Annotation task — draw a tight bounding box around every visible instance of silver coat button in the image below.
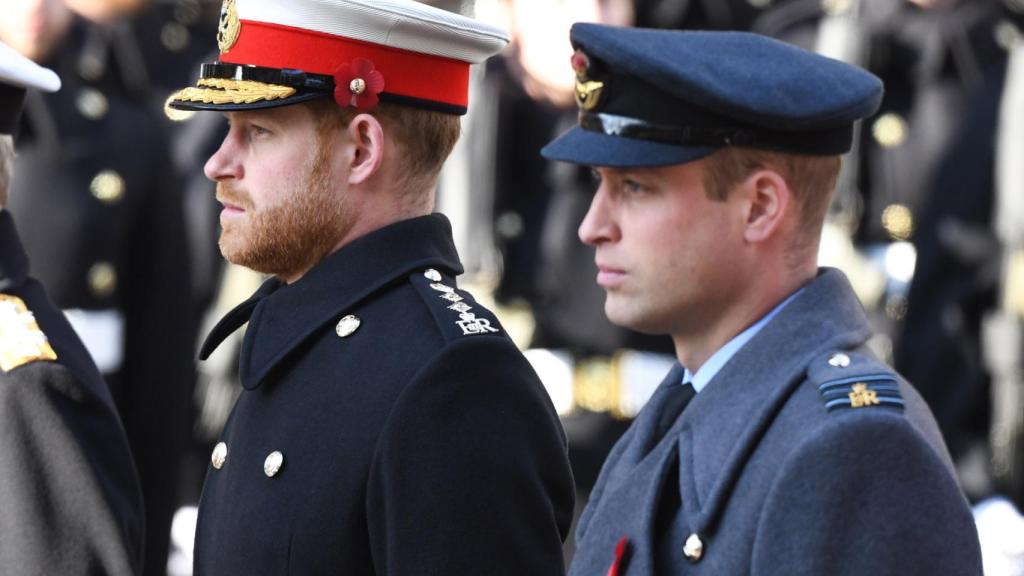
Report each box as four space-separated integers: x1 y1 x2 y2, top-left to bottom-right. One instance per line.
683 533 704 563
424 268 442 282
211 442 228 470
76 88 108 120
87 262 117 297
336 315 361 338
90 170 125 204
264 451 284 477
828 353 851 368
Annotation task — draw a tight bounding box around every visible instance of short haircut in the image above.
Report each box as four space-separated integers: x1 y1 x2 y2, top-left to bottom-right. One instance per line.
702 147 841 261
0 135 14 204
308 99 461 200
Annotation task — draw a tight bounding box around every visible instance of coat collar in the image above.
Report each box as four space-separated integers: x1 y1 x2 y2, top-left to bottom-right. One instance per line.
672 268 873 540
199 213 464 390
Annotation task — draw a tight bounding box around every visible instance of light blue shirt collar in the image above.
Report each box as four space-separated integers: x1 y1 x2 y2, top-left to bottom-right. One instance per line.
683 288 803 393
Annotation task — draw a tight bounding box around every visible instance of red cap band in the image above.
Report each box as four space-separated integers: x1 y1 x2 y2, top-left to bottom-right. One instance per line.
222 21 471 109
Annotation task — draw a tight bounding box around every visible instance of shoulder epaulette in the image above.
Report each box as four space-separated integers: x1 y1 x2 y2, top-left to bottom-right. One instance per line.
0 294 58 372
409 268 504 343
807 350 904 413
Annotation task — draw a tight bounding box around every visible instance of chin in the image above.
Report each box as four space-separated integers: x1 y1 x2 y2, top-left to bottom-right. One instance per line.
606 300 675 336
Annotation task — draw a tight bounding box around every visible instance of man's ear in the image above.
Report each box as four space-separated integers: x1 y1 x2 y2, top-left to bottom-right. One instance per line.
741 169 791 245
345 113 385 185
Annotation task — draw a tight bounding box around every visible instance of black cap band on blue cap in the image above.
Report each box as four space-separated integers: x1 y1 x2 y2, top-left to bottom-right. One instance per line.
579 111 854 156
577 54 854 156
0 84 27 135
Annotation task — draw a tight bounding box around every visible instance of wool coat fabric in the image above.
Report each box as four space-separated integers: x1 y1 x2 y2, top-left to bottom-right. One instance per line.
194 214 575 575
0 210 144 575
569 268 983 576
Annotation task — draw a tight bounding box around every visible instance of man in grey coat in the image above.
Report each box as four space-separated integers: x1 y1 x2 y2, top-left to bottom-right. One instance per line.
0 40 144 574
542 24 983 575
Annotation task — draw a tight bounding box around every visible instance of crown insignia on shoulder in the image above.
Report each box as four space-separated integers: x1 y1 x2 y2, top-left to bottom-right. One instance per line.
0 294 58 372
415 269 501 338
818 375 904 412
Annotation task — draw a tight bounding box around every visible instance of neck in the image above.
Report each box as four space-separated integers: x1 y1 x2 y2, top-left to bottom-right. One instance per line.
673 263 814 373
280 181 435 285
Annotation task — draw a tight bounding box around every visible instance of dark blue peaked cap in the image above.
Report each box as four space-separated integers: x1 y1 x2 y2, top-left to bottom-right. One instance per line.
541 24 884 168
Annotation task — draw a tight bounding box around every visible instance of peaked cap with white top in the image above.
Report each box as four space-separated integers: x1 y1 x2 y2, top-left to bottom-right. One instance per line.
0 41 61 134
167 0 509 116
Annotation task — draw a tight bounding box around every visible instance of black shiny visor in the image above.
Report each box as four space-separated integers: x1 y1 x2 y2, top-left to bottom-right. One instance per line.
166 62 467 115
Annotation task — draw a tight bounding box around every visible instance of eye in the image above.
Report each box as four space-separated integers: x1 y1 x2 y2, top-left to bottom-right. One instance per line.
248 124 271 140
622 178 646 194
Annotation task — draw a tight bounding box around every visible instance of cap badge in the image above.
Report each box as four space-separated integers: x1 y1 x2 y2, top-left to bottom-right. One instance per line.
334 59 385 111
217 0 241 54
571 49 603 112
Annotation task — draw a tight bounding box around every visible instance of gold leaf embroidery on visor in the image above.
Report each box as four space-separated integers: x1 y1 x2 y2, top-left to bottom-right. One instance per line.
170 78 297 106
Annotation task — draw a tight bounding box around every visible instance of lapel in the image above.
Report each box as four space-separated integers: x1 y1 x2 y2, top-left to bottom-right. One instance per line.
571 365 687 576
670 268 873 541
198 214 464 390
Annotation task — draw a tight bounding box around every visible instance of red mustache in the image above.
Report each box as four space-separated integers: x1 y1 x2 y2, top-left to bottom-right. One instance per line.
216 182 253 210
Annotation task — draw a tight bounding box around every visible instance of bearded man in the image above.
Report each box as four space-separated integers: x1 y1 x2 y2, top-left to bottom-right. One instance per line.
164 1 574 574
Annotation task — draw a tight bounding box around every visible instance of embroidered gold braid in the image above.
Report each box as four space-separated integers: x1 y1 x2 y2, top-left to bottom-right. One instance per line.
170 78 296 105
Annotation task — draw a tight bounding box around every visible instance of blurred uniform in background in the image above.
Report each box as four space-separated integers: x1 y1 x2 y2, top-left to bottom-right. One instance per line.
894 1 1024 571
0 1 195 574
0 39 144 576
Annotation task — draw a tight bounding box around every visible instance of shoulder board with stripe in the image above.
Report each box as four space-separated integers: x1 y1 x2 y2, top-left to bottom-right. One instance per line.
807 350 904 414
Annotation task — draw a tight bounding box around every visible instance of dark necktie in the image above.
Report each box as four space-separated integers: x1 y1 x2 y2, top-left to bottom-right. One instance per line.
655 381 696 438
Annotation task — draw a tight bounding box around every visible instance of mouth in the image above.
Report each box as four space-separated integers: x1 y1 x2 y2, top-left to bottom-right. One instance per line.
217 199 246 220
216 185 249 218
595 264 627 288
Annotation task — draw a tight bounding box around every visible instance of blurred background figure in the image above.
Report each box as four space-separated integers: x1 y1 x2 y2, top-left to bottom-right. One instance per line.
888 1 1024 572
0 38 144 576
0 1 196 574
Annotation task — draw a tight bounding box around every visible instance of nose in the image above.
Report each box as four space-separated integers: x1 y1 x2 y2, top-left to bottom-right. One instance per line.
204 126 243 183
578 183 619 246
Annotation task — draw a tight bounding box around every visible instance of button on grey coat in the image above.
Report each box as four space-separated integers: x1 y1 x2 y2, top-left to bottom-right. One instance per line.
569 268 982 576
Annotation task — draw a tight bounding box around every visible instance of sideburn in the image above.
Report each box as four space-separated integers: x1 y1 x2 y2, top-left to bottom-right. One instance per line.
226 135 352 281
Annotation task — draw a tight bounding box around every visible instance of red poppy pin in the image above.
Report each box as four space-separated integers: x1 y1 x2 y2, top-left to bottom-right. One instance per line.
333 58 385 111
607 536 630 576
571 49 590 79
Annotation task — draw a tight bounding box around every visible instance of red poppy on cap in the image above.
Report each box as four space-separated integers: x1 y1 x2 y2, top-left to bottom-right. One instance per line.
334 58 385 111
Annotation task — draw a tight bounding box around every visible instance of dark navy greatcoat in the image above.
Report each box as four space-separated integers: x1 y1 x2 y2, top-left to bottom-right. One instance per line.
568 268 983 576
194 214 574 575
0 210 144 574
